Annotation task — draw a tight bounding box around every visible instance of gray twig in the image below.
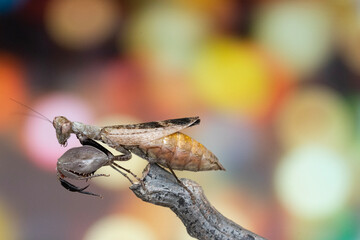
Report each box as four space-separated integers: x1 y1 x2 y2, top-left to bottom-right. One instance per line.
130 164 267 240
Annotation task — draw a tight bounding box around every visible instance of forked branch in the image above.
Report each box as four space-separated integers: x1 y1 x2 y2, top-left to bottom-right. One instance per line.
130 164 267 240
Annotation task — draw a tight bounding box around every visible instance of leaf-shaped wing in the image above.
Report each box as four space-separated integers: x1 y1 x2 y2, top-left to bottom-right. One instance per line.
100 117 200 146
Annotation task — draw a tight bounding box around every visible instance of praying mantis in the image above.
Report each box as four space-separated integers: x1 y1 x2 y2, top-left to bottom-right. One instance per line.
53 115 225 172
13 99 225 197
53 116 225 197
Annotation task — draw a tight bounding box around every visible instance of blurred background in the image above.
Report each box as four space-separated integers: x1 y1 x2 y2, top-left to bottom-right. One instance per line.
0 0 360 239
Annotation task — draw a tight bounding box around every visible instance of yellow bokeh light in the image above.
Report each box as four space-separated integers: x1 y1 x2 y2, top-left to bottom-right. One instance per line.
191 39 271 115
275 145 352 220
45 0 117 50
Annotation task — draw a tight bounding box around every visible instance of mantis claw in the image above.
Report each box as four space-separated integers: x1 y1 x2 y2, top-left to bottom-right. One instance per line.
59 178 102 198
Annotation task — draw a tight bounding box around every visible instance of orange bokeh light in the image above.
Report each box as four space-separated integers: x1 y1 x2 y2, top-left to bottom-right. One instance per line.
0 53 27 132
45 0 118 50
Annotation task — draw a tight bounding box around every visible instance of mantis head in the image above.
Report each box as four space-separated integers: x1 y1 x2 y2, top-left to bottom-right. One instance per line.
53 116 72 146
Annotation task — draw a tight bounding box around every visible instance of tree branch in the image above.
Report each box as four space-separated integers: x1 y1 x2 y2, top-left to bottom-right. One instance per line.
130 164 267 240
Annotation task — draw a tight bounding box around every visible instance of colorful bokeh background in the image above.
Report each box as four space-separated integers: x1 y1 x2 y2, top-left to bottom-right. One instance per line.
1 0 360 239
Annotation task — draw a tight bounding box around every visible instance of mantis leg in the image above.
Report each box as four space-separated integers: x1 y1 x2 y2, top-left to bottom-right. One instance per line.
111 162 145 189
110 165 134 184
111 153 132 161
167 164 195 202
78 135 132 161
75 173 110 180
112 162 142 182
77 135 110 153
112 145 133 161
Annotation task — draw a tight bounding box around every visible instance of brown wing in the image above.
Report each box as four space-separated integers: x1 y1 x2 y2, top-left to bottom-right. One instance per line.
100 117 200 146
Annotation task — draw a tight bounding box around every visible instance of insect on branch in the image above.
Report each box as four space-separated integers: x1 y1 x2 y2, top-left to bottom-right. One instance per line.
12 100 265 239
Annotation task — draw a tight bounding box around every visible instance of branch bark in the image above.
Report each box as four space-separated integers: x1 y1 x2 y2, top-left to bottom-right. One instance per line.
130 164 267 240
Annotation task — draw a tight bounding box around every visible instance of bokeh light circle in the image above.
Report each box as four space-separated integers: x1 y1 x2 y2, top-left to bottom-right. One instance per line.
275 85 352 151
191 39 271 115
275 145 351 219
45 0 118 50
83 215 156 240
21 93 94 171
0 53 27 131
253 2 333 75
127 4 209 70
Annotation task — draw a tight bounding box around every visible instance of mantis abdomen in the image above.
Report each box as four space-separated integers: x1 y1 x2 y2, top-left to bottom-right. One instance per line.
131 132 225 171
